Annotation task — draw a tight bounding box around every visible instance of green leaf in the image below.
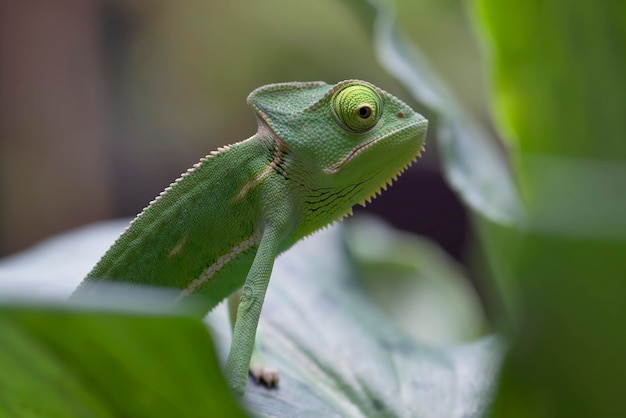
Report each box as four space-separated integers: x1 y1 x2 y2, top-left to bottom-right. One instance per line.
344 215 487 344
0 304 245 417
209 221 500 417
339 0 522 225
475 0 626 416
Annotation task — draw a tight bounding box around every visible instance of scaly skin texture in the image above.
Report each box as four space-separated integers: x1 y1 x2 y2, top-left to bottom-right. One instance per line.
72 80 428 394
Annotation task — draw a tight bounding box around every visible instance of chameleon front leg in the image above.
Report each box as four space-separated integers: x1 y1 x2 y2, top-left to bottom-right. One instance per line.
228 289 279 388
224 223 282 395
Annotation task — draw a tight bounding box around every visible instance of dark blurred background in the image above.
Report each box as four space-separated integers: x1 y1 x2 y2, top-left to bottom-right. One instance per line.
0 0 490 266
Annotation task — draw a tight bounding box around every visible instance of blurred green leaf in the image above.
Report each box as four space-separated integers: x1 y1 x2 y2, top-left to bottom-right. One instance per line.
344 215 486 344
475 0 626 416
339 0 522 225
0 304 245 417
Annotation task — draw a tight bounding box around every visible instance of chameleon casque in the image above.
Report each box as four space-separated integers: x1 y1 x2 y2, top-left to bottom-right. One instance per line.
72 80 428 394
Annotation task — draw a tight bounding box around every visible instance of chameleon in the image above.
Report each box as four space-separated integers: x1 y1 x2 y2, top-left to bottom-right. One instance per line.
71 80 428 395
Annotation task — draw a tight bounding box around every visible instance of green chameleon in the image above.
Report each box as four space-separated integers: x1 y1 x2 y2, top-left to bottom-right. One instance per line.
72 80 428 394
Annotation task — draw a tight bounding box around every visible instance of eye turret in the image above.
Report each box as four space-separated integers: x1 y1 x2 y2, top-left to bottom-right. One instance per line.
332 84 382 133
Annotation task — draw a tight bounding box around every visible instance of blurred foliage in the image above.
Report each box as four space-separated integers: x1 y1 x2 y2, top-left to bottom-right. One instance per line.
0 304 244 417
394 0 488 119
345 216 486 344
475 0 626 416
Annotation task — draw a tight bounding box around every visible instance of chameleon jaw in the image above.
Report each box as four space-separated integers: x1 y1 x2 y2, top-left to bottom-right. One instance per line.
323 119 427 175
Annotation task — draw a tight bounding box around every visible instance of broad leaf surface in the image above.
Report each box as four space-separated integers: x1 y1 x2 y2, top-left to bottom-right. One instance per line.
0 220 500 417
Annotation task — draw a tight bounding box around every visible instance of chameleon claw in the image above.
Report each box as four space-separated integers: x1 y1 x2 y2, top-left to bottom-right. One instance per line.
249 364 280 388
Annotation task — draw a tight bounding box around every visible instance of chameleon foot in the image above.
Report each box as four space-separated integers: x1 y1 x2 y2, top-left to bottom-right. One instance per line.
249 364 279 388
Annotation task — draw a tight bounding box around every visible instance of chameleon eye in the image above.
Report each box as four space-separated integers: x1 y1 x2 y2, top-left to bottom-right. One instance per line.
332 84 382 133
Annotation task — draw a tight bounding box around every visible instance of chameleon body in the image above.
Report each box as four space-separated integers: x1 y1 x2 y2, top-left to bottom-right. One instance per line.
72 80 428 394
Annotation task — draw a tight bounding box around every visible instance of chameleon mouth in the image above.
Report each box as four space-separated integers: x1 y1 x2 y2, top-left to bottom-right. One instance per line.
323 119 427 174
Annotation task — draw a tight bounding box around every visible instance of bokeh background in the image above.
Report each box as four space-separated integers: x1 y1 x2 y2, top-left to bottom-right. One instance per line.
0 0 488 271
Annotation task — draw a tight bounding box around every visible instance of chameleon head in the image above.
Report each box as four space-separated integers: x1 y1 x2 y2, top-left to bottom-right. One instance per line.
248 80 428 223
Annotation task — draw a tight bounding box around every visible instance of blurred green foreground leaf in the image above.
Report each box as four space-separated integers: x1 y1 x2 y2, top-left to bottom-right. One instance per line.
0 304 244 418
475 0 626 416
